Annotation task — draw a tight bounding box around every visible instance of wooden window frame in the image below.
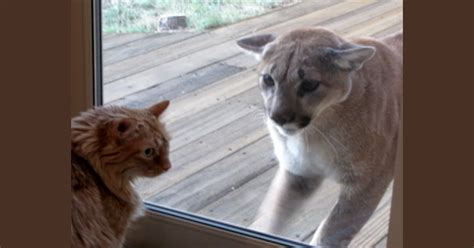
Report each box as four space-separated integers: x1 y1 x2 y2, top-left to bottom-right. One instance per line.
70 0 403 246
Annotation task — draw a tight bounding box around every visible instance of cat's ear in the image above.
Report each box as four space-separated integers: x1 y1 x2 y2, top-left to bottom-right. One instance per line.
325 44 376 71
115 118 135 135
149 100 170 117
236 34 277 60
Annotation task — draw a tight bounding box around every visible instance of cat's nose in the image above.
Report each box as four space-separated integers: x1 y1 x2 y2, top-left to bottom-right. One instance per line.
161 159 171 171
270 112 295 126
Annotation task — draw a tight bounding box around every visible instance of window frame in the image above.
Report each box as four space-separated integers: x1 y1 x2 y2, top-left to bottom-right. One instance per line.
71 0 403 246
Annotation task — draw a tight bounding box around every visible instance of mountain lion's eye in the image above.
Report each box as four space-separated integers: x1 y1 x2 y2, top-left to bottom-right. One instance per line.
300 80 321 92
143 148 154 157
262 74 275 87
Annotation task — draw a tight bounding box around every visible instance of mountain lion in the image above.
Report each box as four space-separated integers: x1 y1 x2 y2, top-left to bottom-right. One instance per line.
237 27 402 247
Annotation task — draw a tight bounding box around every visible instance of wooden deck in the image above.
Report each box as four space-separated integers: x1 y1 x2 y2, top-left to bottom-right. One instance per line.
103 0 402 246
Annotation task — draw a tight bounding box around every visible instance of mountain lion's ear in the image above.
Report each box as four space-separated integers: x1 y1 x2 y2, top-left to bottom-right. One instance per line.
326 44 376 71
149 100 170 117
236 34 277 60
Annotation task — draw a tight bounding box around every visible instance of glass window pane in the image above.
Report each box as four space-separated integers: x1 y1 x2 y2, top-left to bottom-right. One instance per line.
100 0 402 246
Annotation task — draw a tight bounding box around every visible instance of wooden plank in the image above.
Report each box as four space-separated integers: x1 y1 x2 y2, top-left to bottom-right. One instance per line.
223 54 259 69
345 10 403 39
166 84 264 152
102 33 150 50
102 0 342 83
148 136 276 213
103 0 378 103
373 22 403 38
103 32 198 67
166 87 263 152
324 0 401 36
108 62 244 108
135 110 269 199
198 168 277 226
161 69 259 124
374 235 388 248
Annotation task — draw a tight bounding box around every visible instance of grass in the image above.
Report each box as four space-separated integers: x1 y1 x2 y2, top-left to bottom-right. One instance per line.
102 0 299 34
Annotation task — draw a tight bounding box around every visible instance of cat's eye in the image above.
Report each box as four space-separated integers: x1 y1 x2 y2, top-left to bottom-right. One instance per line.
143 148 154 157
300 80 321 92
262 74 275 87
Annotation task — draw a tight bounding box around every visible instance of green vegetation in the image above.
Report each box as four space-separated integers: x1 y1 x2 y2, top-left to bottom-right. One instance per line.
102 0 298 33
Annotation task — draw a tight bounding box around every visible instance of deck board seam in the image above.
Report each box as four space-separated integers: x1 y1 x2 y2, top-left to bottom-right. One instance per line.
103 32 206 66
165 88 264 146
103 32 204 52
104 52 244 97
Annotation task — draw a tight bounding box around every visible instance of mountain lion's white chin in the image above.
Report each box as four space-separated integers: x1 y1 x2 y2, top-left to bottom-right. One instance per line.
274 123 302 136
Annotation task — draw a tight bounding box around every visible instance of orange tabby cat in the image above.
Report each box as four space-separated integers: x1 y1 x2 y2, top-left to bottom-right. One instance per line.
71 101 171 248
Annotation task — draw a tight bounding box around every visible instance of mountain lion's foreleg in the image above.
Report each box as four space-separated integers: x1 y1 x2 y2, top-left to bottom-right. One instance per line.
251 168 324 234
310 176 392 247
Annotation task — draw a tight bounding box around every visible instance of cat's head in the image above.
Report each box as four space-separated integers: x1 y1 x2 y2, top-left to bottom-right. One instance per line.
71 101 171 180
237 27 375 136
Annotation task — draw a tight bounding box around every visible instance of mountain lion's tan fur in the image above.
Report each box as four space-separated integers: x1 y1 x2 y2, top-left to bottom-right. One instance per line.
237 27 402 247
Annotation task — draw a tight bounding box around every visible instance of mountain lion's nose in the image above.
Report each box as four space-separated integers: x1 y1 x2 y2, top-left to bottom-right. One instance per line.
270 112 295 126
